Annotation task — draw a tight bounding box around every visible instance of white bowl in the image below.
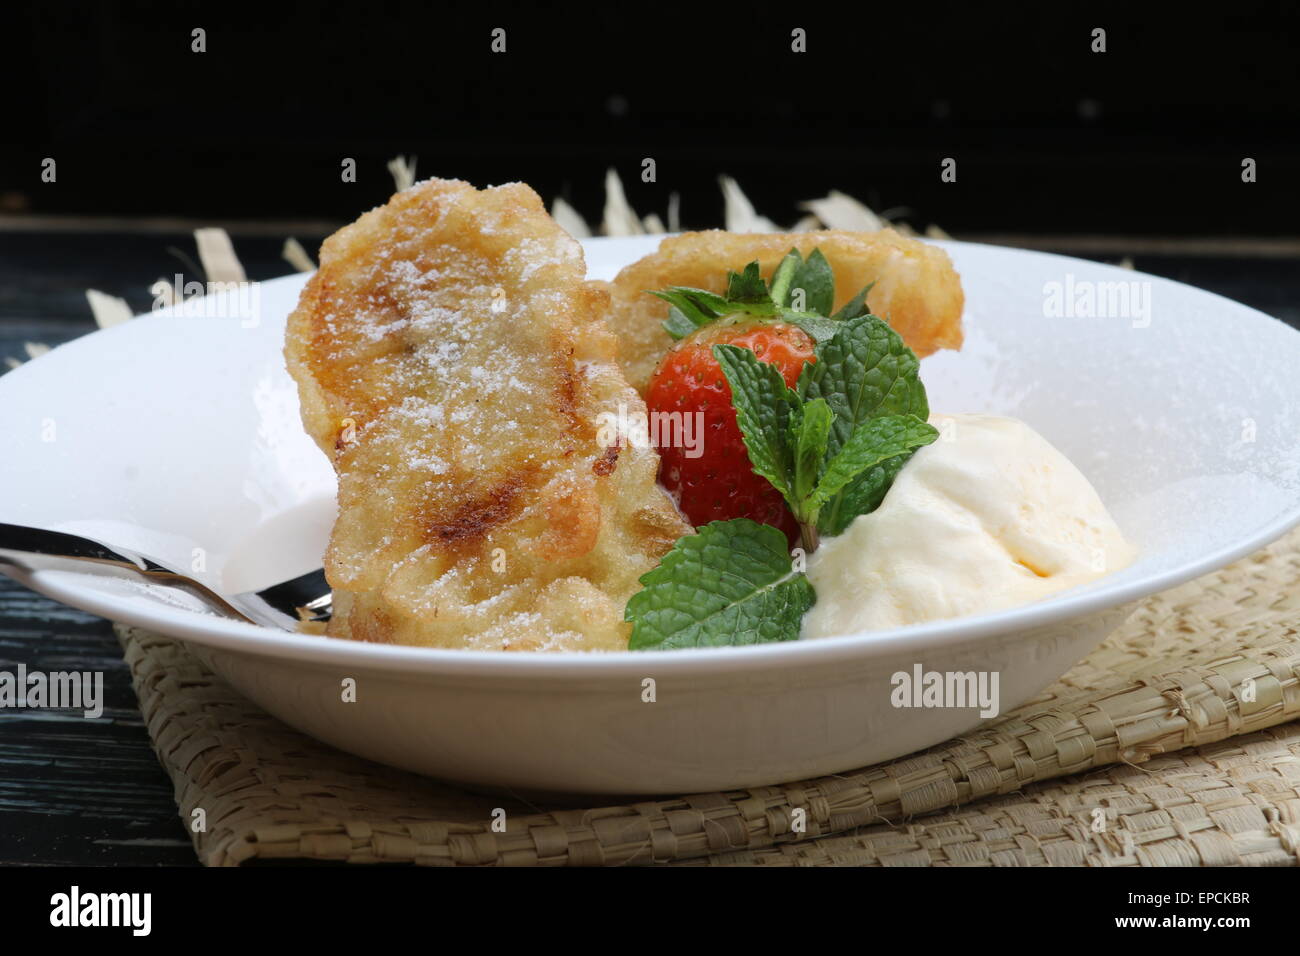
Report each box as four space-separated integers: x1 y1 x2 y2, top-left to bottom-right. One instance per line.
3 237 1299 795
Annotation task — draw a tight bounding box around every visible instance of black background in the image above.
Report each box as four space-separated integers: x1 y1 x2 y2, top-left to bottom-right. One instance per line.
2 2 1298 235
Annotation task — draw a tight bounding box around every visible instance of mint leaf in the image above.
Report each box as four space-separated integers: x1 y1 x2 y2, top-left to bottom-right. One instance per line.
831 281 875 321
646 289 718 325
819 454 911 536
789 247 834 317
712 344 797 501
652 251 841 343
650 287 730 339
797 313 929 459
768 248 803 308
790 397 832 507
626 519 814 649
797 315 933 536
778 309 841 344
662 305 699 340
808 414 937 515
725 262 775 312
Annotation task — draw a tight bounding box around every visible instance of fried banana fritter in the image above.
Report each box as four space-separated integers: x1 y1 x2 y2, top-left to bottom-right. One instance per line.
285 179 690 651
603 229 965 391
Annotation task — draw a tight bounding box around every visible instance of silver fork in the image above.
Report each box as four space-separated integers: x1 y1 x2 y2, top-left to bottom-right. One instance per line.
0 522 331 631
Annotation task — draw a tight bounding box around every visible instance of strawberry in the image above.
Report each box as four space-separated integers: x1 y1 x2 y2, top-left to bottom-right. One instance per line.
646 318 815 544
627 249 940 650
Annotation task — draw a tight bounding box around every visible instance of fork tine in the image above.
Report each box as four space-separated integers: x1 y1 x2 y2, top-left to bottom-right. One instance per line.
249 568 332 622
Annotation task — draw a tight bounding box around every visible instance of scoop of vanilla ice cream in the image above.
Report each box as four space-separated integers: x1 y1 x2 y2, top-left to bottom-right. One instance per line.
801 414 1135 637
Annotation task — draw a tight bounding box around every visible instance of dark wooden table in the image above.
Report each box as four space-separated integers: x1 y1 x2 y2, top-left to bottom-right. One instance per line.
1 223 1297 866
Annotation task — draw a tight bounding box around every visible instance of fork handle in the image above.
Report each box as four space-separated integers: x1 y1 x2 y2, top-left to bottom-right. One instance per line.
0 521 161 572
0 521 253 623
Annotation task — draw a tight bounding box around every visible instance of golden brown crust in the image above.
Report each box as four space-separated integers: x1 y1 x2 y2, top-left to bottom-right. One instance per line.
284 179 690 651
605 229 965 390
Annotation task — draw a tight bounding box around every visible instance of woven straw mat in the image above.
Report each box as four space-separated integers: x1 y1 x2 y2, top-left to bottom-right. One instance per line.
116 525 1300 867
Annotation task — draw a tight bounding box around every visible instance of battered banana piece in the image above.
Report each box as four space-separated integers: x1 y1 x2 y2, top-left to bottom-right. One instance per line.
285 179 690 650
603 230 965 391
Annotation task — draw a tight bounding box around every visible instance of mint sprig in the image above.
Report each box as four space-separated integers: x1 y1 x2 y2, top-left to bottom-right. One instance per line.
712 332 937 551
790 397 832 506
797 313 931 534
651 247 853 343
625 519 814 650
806 414 939 517
627 248 941 650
